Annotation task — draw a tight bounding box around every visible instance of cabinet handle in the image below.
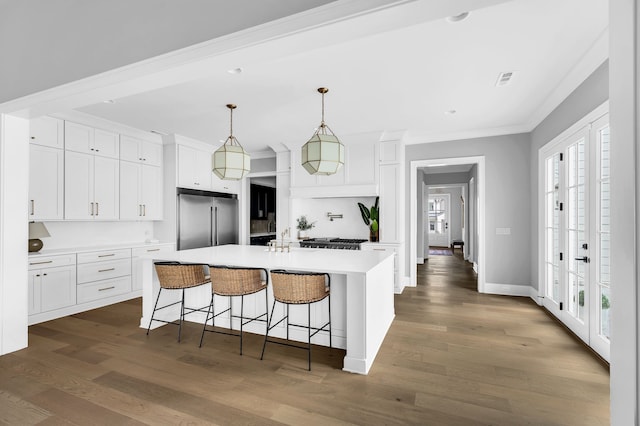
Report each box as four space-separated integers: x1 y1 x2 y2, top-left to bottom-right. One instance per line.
147 248 160 252
373 248 386 251
96 202 99 216
90 202 95 216
30 200 34 215
98 268 115 273
31 136 35 140
143 204 146 216
98 286 115 291
95 149 100 152
30 260 53 265
42 273 47 276
98 253 115 258
90 148 95 151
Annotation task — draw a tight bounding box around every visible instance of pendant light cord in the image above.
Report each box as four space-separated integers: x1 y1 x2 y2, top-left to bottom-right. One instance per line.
320 91 326 128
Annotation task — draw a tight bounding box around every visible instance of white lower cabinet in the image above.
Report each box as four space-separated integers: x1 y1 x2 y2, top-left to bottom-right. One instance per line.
76 248 131 303
28 255 77 316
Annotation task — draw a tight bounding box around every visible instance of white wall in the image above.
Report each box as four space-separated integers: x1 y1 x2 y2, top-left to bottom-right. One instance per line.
291 197 377 240
0 115 29 355
406 134 531 288
41 221 155 251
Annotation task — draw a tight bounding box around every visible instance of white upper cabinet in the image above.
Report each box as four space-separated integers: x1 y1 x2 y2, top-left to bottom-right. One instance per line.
211 174 240 194
290 141 378 197
65 151 119 220
65 121 119 159
177 144 212 190
120 135 162 167
29 116 64 149
29 144 64 220
120 161 162 220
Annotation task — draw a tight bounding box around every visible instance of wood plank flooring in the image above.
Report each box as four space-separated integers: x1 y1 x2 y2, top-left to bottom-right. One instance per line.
0 252 610 425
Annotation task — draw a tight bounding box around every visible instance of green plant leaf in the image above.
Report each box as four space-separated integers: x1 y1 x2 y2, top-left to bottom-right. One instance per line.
370 219 378 232
357 202 371 226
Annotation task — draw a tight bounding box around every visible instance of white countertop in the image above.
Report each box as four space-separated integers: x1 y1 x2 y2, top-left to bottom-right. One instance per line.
143 244 393 275
29 241 175 258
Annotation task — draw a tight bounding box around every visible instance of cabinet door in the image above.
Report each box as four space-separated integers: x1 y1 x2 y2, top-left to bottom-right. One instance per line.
379 164 400 242
346 143 377 185
65 121 93 154
211 174 239 194
65 151 94 220
29 145 64 220
120 161 141 220
177 145 197 188
120 135 141 163
93 129 119 159
28 271 41 315
141 141 163 167
140 165 162 220
40 266 76 312
30 116 64 149
93 156 120 220
195 148 213 190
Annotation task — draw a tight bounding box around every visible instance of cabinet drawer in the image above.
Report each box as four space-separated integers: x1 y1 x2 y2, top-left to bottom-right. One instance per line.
77 248 131 264
77 276 131 304
131 244 174 257
28 254 76 270
77 258 131 284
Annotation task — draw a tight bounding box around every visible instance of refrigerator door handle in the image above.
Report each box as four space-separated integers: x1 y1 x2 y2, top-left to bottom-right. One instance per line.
210 206 214 246
215 206 219 246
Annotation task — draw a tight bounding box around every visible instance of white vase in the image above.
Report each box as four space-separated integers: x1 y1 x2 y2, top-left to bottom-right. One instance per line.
298 230 308 239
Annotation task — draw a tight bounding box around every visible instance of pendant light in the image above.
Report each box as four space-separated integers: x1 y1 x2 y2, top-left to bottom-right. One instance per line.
212 104 250 180
301 87 344 175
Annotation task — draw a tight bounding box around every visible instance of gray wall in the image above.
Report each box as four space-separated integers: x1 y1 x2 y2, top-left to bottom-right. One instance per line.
250 157 277 174
406 133 532 287
530 60 609 290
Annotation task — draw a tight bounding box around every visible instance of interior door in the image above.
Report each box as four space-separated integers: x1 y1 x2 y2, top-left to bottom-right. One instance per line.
541 113 610 361
428 194 450 247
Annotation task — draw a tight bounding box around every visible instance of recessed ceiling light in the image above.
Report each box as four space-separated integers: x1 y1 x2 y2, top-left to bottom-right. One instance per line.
227 67 243 74
445 109 457 115
496 71 515 86
103 99 115 104
446 12 469 23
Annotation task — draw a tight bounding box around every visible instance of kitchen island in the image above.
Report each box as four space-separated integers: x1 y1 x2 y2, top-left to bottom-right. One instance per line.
140 244 395 374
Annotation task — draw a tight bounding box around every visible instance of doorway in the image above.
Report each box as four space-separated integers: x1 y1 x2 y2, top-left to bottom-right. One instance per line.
248 176 276 246
427 193 450 248
410 156 485 291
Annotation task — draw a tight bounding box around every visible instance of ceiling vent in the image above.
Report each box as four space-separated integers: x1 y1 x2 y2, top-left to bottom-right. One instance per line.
496 71 514 87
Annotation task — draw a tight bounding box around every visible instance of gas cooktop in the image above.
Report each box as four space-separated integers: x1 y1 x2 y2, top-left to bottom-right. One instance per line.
299 238 368 250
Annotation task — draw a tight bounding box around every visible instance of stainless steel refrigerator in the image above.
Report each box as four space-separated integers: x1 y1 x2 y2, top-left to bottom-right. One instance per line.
177 188 239 250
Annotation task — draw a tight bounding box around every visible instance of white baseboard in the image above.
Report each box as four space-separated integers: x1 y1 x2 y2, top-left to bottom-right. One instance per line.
484 282 537 298
473 262 478 273
417 257 424 264
394 277 410 294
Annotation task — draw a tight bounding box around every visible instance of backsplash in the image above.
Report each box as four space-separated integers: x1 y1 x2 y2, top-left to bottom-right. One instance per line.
290 197 376 240
41 221 155 250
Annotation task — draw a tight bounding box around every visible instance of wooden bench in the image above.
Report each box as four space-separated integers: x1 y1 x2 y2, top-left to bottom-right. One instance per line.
451 240 464 251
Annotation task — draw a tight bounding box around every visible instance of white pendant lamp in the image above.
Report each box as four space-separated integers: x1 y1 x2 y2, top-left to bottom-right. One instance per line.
212 104 250 180
301 87 344 175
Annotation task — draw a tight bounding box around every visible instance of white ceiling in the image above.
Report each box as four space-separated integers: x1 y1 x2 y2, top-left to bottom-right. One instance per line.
75 0 608 155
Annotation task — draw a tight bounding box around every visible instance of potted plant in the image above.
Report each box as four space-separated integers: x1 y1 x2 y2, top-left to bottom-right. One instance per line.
296 215 315 239
357 197 379 242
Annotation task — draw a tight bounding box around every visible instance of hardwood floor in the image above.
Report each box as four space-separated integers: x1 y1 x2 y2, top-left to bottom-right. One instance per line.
0 253 610 425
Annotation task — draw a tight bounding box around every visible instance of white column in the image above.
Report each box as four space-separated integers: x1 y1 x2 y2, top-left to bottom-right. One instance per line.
0 114 29 355
609 0 639 422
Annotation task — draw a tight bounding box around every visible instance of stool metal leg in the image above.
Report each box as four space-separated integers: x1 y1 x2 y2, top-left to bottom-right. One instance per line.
240 295 244 355
177 288 185 342
328 293 332 348
307 303 312 371
146 288 163 335
199 294 214 348
261 298 278 360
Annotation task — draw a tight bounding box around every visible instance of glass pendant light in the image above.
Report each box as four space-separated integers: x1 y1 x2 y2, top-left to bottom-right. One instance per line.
301 87 344 175
212 104 250 180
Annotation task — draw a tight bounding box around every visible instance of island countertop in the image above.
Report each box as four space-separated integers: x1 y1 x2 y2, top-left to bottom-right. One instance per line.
140 244 395 374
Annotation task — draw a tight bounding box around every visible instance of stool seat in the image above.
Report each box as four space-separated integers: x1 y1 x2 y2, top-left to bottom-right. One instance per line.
451 240 464 251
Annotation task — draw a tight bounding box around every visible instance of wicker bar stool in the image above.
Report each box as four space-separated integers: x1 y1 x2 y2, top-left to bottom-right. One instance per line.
147 262 211 342
260 269 331 371
199 265 268 355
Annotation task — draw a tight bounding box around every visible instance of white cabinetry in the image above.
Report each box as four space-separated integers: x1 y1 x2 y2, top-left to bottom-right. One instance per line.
120 135 162 167
211 174 240 194
120 161 162 220
29 116 64 149
64 122 119 159
131 244 175 291
29 144 64 220
65 151 119 220
76 249 132 304
28 254 76 317
290 141 378 197
178 144 212 190
361 242 404 293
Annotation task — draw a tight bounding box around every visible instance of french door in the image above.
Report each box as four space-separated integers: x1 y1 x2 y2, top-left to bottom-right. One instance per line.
428 194 450 247
542 112 610 361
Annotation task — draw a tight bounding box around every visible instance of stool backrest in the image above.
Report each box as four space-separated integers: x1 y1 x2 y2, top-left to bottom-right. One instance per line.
154 262 209 289
270 270 329 304
210 266 267 296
